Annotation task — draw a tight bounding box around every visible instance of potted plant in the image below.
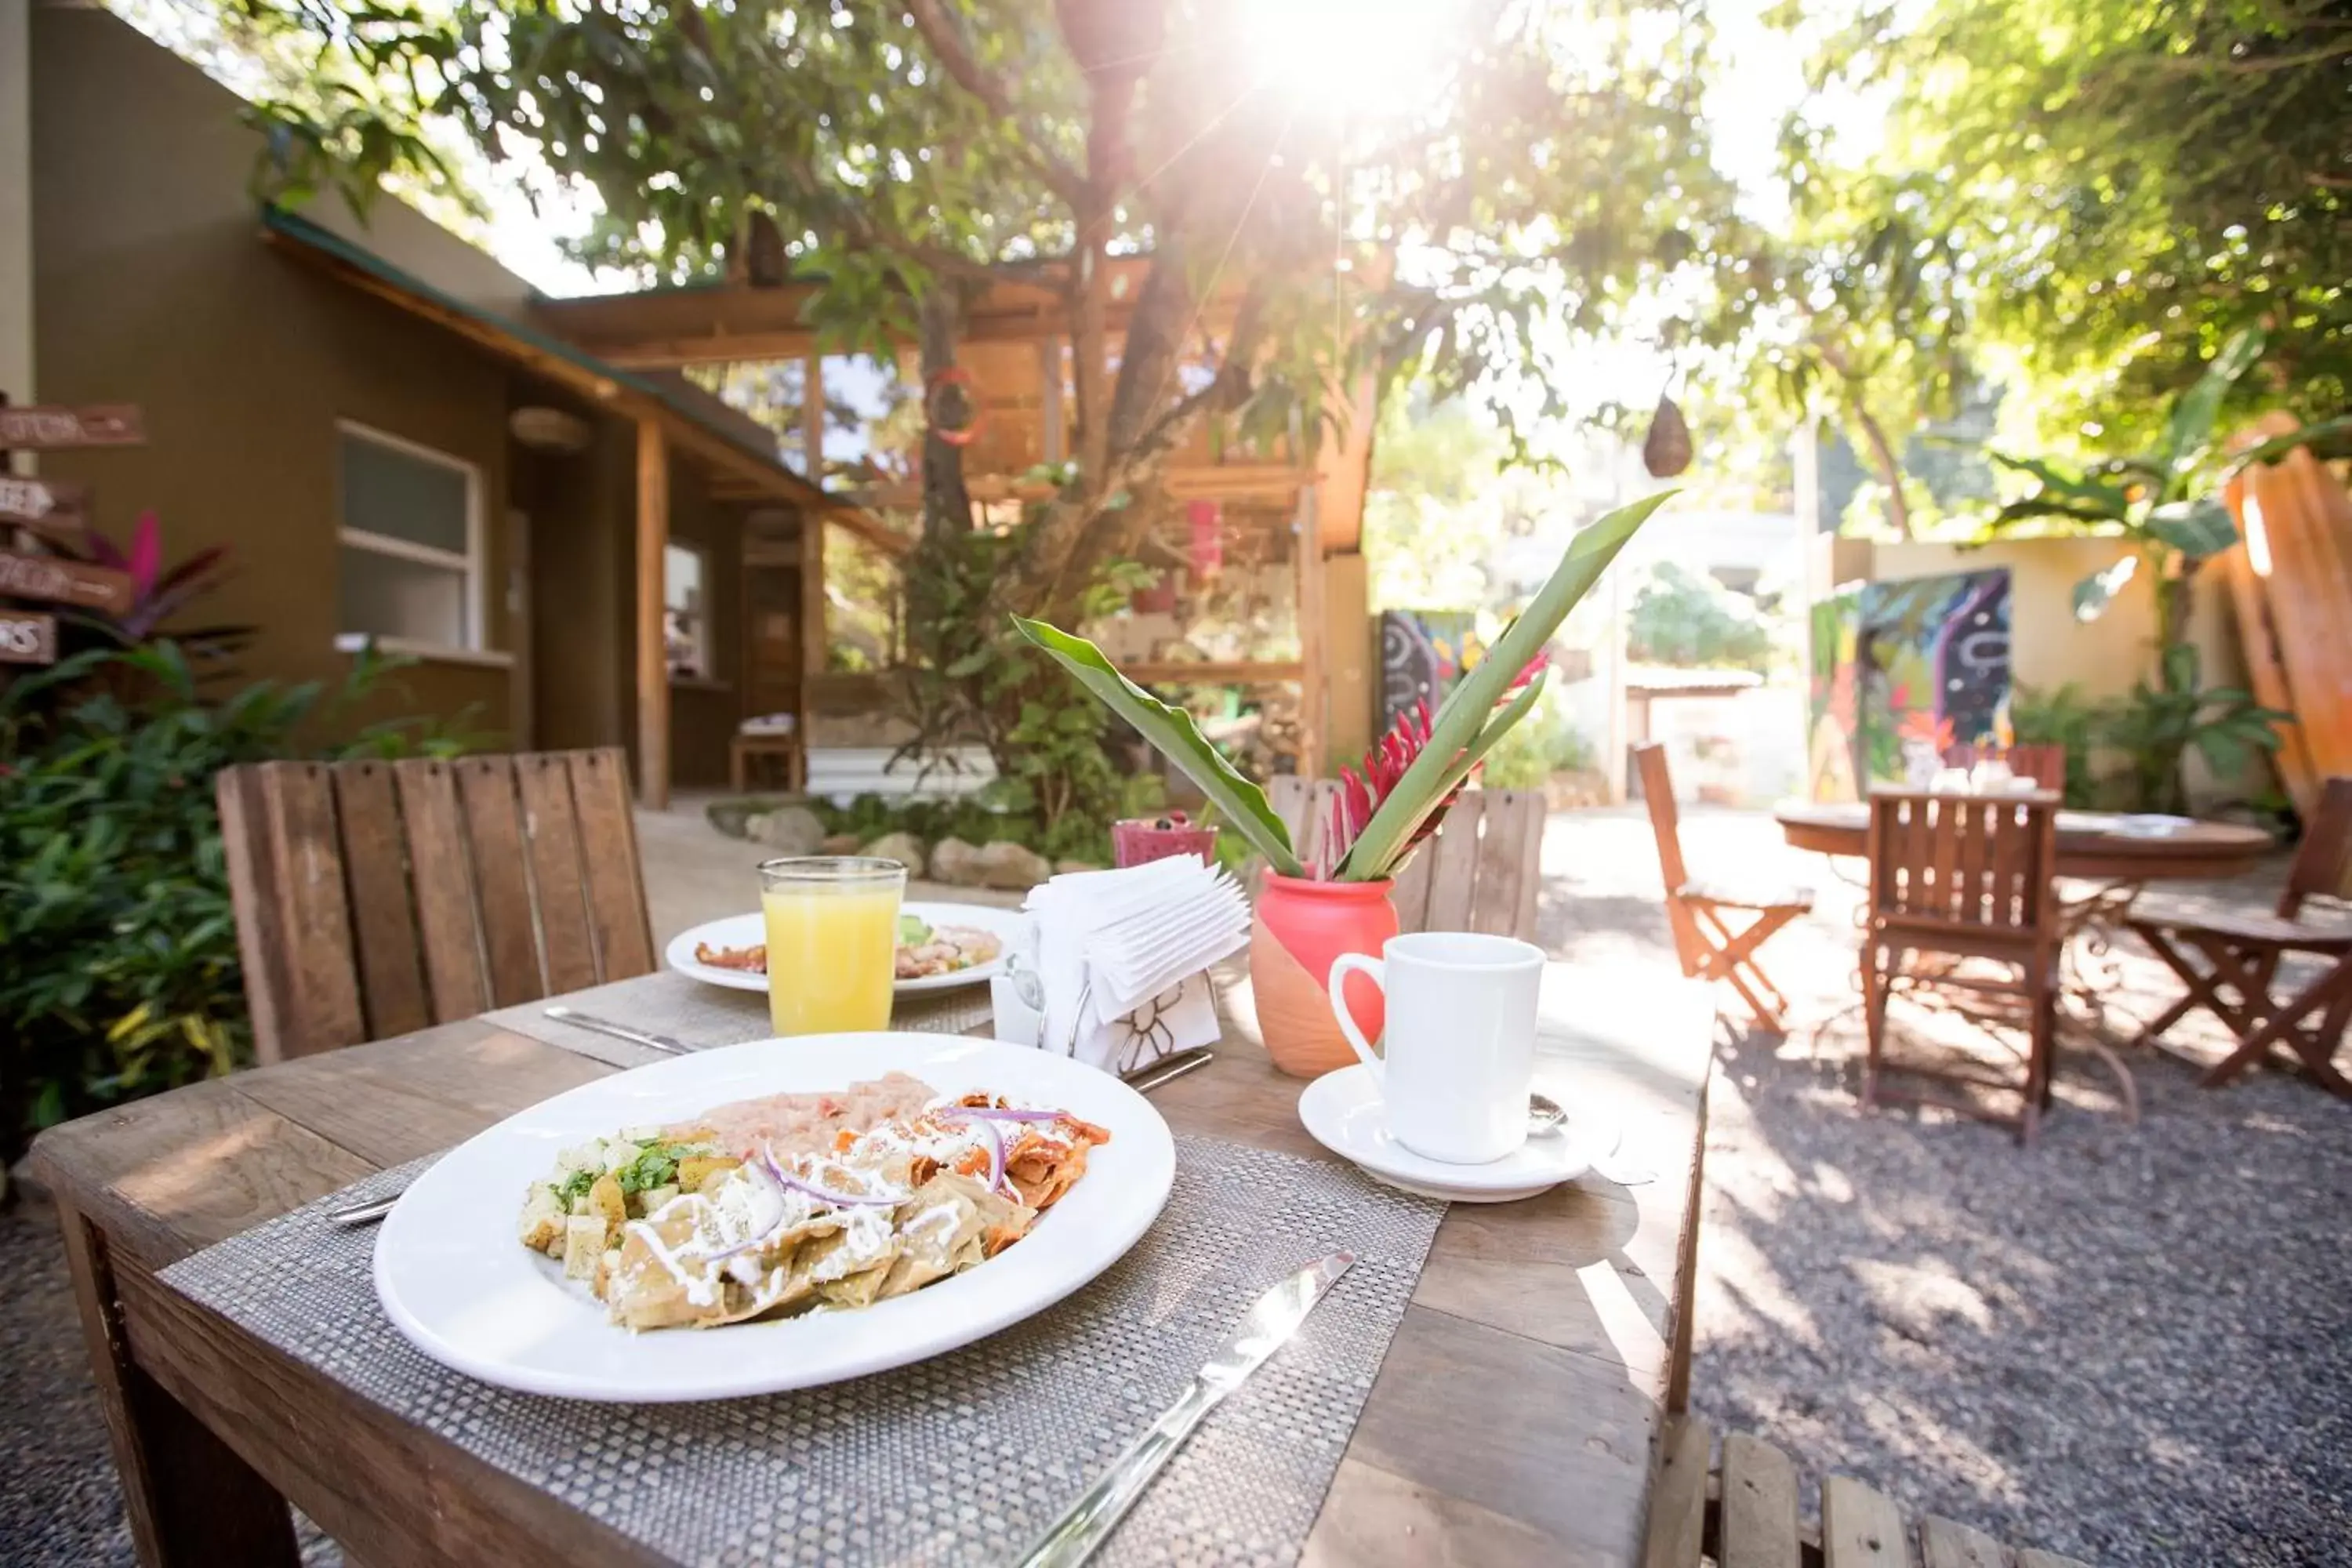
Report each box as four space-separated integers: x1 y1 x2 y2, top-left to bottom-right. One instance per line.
1014 492 1671 1075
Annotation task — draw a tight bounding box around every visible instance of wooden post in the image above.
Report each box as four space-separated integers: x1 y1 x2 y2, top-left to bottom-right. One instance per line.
800 354 824 486
634 419 670 809
1295 484 1326 779
798 509 825 777
1037 338 1065 466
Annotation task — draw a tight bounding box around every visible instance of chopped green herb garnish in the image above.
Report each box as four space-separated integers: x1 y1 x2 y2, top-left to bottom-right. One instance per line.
615 1142 704 1196
898 913 933 946
554 1168 598 1204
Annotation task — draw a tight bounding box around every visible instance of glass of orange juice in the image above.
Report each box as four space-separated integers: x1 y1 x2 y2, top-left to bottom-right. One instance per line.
758 856 908 1035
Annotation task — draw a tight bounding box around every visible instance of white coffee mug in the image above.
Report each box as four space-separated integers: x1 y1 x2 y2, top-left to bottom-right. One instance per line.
1326 931 1544 1164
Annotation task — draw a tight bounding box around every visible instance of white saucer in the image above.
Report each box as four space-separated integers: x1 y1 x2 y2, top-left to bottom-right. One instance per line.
1298 1063 1606 1203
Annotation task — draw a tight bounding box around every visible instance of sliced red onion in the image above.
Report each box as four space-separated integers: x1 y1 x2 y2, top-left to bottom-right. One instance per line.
973 1116 1013 1199
942 1105 1069 1123
760 1145 901 1208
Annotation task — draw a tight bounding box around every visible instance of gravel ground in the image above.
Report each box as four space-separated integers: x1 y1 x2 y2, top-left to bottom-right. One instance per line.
2 804 2344 1566
1543 808 2352 1568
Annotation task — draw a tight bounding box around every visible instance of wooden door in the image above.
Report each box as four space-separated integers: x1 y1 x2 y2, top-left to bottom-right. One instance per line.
742 560 801 720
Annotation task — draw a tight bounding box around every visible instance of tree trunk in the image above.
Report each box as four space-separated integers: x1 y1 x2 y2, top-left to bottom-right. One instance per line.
1850 402 1915 541
917 285 975 545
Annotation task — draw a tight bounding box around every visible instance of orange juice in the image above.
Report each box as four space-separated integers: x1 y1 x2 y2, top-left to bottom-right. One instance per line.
758 858 907 1035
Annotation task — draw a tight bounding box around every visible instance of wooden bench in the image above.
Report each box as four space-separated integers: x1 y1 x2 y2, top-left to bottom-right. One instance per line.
1645 1417 2096 1568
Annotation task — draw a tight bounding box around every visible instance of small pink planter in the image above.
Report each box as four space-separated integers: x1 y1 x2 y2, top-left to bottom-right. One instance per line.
1250 873 1399 1077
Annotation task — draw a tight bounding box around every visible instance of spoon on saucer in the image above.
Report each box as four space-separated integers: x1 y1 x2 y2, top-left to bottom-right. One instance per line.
1528 1093 1656 1186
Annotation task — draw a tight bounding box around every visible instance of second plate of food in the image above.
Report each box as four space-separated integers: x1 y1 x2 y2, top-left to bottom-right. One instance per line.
666 901 1027 995
374 1033 1175 1401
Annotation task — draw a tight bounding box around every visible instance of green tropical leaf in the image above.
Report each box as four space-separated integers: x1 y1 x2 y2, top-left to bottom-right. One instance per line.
2161 326 2264 481
1338 491 1673 879
1983 451 2130 519
2072 555 2140 622
1359 673 1548 881
1010 617 1302 876
2236 416 2352 471
2144 499 2238 562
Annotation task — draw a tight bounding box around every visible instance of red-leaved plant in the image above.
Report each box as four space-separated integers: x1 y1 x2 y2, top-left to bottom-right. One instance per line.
1014 491 1674 884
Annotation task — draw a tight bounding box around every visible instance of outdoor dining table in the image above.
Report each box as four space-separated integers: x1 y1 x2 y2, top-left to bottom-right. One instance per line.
31 960 1715 1568
1772 800 2274 884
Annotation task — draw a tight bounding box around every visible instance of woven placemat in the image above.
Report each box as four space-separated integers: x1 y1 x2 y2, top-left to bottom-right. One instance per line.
488 969 996 1066
160 1134 1444 1566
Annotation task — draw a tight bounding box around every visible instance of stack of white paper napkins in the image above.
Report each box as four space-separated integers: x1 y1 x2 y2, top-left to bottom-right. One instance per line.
991 855 1251 1074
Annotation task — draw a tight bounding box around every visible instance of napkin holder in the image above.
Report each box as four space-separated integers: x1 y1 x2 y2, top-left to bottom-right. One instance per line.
991 942 1219 1076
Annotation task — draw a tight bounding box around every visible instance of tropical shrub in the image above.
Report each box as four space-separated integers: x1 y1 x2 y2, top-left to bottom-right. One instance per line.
0 644 466 1155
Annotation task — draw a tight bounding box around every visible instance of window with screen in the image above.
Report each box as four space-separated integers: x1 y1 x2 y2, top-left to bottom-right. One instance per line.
666 541 713 680
336 423 481 652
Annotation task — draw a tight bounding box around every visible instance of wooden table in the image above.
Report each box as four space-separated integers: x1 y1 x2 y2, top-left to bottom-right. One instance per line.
32 965 1715 1568
1773 800 2272 883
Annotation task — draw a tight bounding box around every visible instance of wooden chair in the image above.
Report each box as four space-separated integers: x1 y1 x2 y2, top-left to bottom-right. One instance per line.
2127 775 2352 1096
217 748 656 1062
1634 743 1813 1032
1643 1417 2092 1568
1944 741 2067 794
1266 778 1547 941
1864 789 2062 1142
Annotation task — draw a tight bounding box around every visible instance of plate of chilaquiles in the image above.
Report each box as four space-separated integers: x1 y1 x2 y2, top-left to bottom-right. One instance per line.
374 1034 1175 1400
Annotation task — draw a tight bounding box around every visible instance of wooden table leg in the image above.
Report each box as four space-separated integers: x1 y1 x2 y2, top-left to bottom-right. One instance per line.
53 1200 299 1568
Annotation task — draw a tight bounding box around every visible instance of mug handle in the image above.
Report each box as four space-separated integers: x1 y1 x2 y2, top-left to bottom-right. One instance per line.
1326 954 1387 1076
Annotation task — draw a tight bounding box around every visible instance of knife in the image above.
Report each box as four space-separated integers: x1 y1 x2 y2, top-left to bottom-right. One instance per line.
1016 1250 1358 1568
543 1006 693 1058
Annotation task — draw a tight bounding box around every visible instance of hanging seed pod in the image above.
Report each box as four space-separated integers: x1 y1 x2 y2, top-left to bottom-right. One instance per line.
1642 394 1693 478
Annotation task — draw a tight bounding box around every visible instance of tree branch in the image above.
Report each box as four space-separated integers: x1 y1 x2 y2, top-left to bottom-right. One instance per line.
904 0 1088 205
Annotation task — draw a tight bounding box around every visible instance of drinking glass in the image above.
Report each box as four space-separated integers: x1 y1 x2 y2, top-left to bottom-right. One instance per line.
759 856 907 1036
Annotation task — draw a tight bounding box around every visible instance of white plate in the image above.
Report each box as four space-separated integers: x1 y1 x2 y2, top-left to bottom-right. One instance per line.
1298 1063 1605 1203
374 1033 1173 1402
664 901 1028 995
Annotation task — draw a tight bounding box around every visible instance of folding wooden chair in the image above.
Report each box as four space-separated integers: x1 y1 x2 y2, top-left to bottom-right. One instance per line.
2127 776 2352 1097
1266 777 1548 941
1864 789 2063 1142
1634 743 1812 1032
216 748 657 1062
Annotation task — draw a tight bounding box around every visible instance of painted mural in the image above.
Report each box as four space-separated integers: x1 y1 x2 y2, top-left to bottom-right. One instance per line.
1377 610 1479 731
1806 567 2013 801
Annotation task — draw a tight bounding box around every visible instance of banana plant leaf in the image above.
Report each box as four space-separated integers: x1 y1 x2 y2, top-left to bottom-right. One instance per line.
2144 498 2238 563
2071 554 2140 622
1337 491 1673 879
1983 452 2130 519
1011 617 1305 876
2161 326 2264 481
2238 414 2352 470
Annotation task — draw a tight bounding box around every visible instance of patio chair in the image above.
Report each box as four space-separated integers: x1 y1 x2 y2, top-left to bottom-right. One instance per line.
1863 788 2062 1142
1634 743 1813 1033
1943 740 2067 793
2126 775 2352 1097
1266 778 1547 941
216 748 656 1062
1644 1416 2092 1568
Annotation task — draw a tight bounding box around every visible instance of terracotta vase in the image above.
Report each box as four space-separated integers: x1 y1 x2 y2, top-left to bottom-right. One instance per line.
1250 873 1398 1077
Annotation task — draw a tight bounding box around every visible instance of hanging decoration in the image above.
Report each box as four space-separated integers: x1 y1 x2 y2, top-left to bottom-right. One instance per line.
1642 392 1693 478
923 365 989 448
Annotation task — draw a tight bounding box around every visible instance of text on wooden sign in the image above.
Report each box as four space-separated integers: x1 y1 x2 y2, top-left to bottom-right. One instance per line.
0 550 134 615
0 474 89 527
0 611 58 666
0 405 146 450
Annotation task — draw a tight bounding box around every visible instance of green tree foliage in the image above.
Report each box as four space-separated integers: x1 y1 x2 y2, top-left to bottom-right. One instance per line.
1829 0 2350 447
224 0 1736 615
1626 562 1772 672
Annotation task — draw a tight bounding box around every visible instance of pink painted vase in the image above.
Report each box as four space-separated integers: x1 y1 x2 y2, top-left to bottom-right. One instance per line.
1250 873 1398 1077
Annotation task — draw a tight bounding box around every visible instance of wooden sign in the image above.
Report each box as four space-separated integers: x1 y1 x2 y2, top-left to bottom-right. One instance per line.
0 404 145 450
0 474 88 539
0 550 134 615
0 610 57 666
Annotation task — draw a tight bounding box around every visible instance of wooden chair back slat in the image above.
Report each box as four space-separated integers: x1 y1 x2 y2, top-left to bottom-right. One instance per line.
1419 790 1487 933
2282 775 2352 916
1634 744 1706 975
1868 791 2058 938
452 757 543 1008
260 763 368 1055
220 748 653 1062
392 757 491 1022
568 749 656 978
1388 834 1436 931
328 760 430 1041
1468 789 1545 939
515 754 601 994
